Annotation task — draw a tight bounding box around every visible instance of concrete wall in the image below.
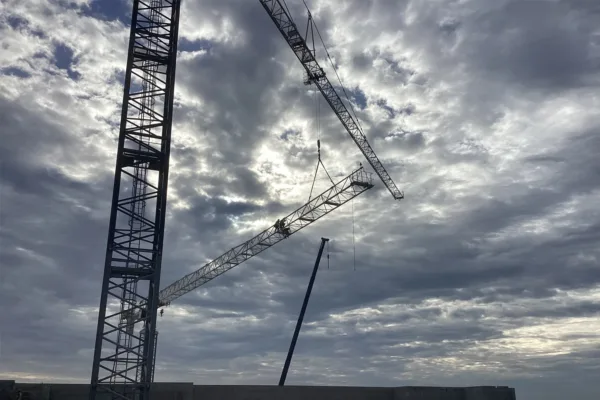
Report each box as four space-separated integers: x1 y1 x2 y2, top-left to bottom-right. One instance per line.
392 386 516 400
394 386 466 400
5 381 516 400
194 385 394 400
464 386 516 400
8 382 194 400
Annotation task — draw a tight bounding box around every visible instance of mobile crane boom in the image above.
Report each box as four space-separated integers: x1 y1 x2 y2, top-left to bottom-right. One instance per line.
157 167 373 306
259 0 404 200
279 237 329 386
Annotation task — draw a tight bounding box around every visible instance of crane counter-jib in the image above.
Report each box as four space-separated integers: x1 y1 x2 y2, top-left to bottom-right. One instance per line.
157 167 374 307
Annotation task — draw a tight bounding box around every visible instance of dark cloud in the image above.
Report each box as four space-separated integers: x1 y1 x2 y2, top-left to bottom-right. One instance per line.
53 42 80 80
82 0 131 24
0 66 31 78
461 1 599 91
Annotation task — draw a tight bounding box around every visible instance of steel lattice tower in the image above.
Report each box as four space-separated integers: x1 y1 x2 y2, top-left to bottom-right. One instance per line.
90 1 181 399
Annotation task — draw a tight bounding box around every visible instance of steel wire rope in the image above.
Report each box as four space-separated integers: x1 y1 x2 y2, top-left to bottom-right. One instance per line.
302 0 365 133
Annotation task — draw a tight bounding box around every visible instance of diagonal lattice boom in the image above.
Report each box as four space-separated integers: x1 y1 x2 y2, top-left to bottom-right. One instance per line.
158 167 374 306
259 0 403 200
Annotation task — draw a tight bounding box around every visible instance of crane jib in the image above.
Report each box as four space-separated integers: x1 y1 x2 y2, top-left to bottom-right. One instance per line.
259 0 404 200
157 167 374 306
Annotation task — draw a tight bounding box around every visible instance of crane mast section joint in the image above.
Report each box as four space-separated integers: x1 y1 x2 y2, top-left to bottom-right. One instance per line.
259 0 403 200
157 167 374 306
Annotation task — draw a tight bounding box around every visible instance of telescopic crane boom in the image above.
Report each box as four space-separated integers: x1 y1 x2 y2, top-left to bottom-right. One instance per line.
259 0 404 200
157 167 373 306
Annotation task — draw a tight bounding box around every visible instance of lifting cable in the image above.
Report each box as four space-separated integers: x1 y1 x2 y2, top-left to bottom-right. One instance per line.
307 142 335 202
352 197 356 271
316 79 320 141
300 1 360 270
298 3 359 271
326 239 330 269
302 0 364 133
307 75 334 202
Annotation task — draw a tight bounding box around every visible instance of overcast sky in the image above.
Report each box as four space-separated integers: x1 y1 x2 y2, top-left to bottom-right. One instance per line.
1 0 600 399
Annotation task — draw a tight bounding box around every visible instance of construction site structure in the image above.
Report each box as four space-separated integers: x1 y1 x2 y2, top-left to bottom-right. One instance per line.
5 381 518 400
89 1 401 399
89 1 181 399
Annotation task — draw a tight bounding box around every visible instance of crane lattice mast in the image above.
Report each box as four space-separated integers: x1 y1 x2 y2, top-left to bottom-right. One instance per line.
89 1 181 399
158 167 373 306
259 0 404 200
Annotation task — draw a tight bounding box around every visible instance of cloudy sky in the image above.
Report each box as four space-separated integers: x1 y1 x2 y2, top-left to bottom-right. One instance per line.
1 0 600 398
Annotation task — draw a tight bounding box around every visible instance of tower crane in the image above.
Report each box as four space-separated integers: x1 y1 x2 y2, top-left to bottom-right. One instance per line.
90 1 384 399
259 0 404 201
